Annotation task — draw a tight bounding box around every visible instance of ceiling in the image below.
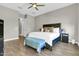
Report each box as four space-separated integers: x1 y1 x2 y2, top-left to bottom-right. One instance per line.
0 3 73 17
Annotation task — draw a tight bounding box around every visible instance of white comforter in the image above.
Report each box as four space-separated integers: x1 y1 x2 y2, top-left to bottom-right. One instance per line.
28 32 60 46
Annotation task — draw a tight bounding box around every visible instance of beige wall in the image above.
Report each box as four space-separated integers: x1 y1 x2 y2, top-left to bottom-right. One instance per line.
35 4 78 43
0 5 35 40
20 15 35 36
0 5 19 40
78 4 79 44
0 3 78 44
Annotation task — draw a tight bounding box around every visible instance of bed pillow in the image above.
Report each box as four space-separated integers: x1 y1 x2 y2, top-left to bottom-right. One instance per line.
40 28 44 32
44 27 53 32
53 28 59 33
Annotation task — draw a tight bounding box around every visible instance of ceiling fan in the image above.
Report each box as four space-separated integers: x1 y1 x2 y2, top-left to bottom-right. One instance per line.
27 3 45 11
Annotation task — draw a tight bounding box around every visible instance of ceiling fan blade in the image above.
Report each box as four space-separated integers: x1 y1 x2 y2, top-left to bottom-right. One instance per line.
28 6 32 9
35 7 39 10
37 5 45 6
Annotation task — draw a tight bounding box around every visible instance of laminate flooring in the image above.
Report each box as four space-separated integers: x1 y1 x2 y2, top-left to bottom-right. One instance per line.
4 36 79 56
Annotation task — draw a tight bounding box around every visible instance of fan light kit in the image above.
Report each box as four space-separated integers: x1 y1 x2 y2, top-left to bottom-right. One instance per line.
28 3 45 11
18 3 45 11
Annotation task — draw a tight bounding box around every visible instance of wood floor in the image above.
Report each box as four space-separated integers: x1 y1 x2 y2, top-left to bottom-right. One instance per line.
4 36 79 56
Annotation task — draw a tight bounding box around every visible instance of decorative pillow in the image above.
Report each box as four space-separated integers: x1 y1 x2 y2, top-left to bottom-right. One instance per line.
44 27 49 32
40 28 44 32
44 27 53 32
53 28 59 33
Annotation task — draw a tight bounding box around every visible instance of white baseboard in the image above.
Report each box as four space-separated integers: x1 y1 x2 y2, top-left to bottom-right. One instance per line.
4 37 19 42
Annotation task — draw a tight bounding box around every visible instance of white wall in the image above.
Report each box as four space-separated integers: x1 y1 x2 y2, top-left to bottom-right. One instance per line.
0 3 78 44
20 15 35 36
77 4 79 45
35 4 78 43
0 5 35 41
0 5 19 40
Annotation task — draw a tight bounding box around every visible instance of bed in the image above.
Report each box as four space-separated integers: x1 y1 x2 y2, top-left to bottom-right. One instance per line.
25 23 61 51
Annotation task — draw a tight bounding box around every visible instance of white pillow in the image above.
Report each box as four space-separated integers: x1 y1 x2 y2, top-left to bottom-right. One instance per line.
53 28 59 33
40 28 44 32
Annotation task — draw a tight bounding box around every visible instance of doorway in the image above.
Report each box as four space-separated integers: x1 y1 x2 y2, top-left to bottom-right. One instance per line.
0 19 4 56
18 18 24 46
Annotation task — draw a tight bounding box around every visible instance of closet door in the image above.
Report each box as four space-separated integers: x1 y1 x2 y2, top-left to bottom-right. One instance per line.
0 19 4 56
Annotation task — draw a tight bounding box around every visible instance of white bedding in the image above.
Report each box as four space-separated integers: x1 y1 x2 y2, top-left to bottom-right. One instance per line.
28 32 60 46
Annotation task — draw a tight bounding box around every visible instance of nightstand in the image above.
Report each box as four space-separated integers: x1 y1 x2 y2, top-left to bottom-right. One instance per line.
61 33 69 43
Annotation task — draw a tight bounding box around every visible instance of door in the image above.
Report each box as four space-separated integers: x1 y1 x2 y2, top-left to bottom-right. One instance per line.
0 19 4 56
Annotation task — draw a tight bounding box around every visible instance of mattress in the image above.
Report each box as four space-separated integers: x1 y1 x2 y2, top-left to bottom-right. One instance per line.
28 32 60 46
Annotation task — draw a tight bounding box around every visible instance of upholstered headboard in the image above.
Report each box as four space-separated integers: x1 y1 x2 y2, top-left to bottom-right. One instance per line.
43 23 61 33
43 23 61 28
